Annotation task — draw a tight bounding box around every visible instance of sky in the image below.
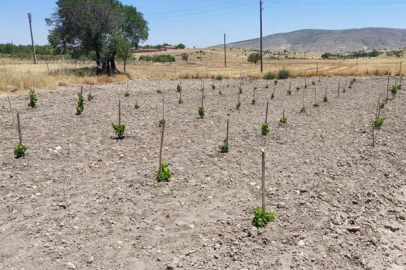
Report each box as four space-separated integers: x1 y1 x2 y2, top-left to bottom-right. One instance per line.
1 0 406 48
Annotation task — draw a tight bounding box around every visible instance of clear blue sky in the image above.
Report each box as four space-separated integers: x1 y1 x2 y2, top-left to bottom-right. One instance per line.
1 0 406 48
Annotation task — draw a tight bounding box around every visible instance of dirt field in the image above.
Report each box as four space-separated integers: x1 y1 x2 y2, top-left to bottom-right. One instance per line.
1 76 406 270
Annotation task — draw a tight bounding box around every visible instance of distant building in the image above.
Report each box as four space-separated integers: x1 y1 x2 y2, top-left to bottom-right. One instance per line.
161 45 177 51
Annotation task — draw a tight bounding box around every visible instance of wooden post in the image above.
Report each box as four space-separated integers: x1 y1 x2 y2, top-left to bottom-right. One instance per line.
163 94 165 120
201 87 204 107
265 102 269 123
282 109 285 119
80 86 83 96
7 97 15 125
261 148 266 211
372 121 375 148
314 87 317 104
386 75 390 101
303 89 305 108
118 100 121 126
158 121 166 172
17 112 22 145
226 119 229 141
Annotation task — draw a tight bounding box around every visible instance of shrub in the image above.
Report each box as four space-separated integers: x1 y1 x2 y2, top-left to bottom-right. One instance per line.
87 93 94 101
76 92 84 115
198 106 205 118
156 162 171 182
219 90 223 96
177 85 182 93
261 123 270 135
300 107 307 113
248 52 260 64
156 89 163 94
252 207 275 228
219 138 229 153
236 102 241 110
380 102 385 109
278 69 289 79
374 118 386 129
28 89 37 108
280 117 287 124
112 123 125 138
124 91 130 97
181 53 188 62
264 72 275 80
14 144 26 158
139 54 175 63
134 102 140 109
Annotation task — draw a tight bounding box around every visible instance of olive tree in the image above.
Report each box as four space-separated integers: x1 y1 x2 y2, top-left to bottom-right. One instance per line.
46 0 148 75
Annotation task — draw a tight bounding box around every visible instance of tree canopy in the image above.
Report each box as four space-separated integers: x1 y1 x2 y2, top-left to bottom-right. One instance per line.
46 0 148 74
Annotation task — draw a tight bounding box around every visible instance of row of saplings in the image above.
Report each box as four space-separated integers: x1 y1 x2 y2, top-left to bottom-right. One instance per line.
13 83 278 228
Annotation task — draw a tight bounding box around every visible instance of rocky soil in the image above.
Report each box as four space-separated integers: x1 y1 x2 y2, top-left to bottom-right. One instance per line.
1 76 406 270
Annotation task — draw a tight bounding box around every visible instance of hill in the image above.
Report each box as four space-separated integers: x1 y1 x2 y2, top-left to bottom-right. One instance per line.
212 28 406 53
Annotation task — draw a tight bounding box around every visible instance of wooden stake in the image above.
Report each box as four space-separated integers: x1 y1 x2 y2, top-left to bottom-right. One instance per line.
7 97 15 125
302 90 305 108
118 100 121 126
80 86 83 96
226 119 229 141
282 109 285 119
201 87 204 107
265 102 269 123
158 121 166 172
163 94 165 120
372 121 375 148
386 75 390 101
17 112 22 145
261 148 266 211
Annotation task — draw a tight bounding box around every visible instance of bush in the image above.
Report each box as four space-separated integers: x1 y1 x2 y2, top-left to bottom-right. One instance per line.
139 54 175 63
177 85 182 93
218 90 223 96
76 92 84 115
278 69 289 80
211 84 216 90
296 87 300 91
181 53 188 62
28 89 37 108
274 79 278 85
247 53 260 64
374 118 386 129
178 99 183 104
252 99 256 105
156 162 171 182
198 106 205 118
313 103 320 108
159 119 165 127
14 144 26 159
264 72 275 80
112 123 125 138
261 123 270 135
391 85 398 96
280 117 287 124
252 207 275 228
219 138 229 153
287 90 292 95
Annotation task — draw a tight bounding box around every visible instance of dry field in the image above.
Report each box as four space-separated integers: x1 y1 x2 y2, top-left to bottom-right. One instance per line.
1 48 404 92
1 76 406 269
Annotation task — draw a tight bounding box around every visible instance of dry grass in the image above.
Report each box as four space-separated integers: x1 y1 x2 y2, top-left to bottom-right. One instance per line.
1 48 404 92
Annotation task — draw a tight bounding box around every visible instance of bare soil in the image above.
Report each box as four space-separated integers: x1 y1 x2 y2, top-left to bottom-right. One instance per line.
1 77 405 270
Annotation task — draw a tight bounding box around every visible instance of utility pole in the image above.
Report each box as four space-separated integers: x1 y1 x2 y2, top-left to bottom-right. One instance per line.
28 13 37 64
224 33 227 67
260 0 264 73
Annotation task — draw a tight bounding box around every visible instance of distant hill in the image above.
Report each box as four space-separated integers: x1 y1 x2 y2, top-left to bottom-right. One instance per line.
211 28 406 53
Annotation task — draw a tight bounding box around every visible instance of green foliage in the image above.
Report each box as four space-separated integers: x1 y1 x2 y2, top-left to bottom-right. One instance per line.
219 138 229 153
274 79 278 85
112 123 125 138
252 207 275 228
177 84 182 93
287 90 292 95
280 117 287 124
239 87 243 94
296 87 300 91
28 89 37 108
313 103 320 108
176 43 186 49
374 118 386 129
181 53 188 62
321 52 333 59
236 102 241 110
216 75 223 80
265 84 269 89
304 84 308 89
343 88 346 93
247 52 260 64
252 99 256 105
124 91 130 97
178 99 183 104
261 123 270 135
156 162 171 182
134 102 140 109
312 80 315 85
391 85 398 96
211 84 216 90
264 72 275 80
278 69 290 80
271 93 275 100
14 144 26 159
159 119 165 127
323 95 328 102
380 102 385 109
156 89 162 94
218 90 223 96
87 93 94 101
76 92 84 115
300 107 307 113
198 106 205 118
139 54 175 63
